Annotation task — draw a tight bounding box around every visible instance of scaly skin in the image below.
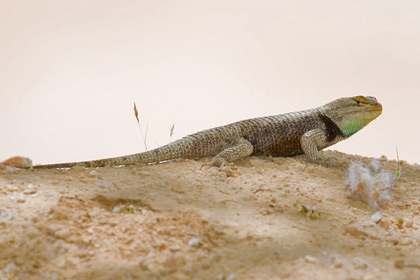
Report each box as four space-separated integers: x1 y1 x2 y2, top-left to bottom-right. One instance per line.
33 96 382 169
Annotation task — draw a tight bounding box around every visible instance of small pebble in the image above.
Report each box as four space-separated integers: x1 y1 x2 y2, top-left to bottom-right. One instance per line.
188 237 202 248
4 263 17 273
10 193 25 203
403 217 413 228
24 188 37 194
1 156 32 168
226 274 236 280
6 185 18 192
379 218 391 229
304 255 317 264
87 170 98 178
333 258 343 268
371 212 382 223
217 274 236 280
329 254 343 268
112 205 121 214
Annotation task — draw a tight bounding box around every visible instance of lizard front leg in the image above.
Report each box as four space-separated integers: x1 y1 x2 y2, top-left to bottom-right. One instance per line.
211 138 254 167
300 129 328 161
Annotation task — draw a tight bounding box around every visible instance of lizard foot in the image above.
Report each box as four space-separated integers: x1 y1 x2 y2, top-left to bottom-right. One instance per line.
200 161 240 177
200 160 228 171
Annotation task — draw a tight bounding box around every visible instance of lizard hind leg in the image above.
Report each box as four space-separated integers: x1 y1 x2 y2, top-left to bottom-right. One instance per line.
211 138 254 167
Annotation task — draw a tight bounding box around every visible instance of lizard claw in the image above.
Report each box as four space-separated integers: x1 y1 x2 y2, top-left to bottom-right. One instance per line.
200 160 229 171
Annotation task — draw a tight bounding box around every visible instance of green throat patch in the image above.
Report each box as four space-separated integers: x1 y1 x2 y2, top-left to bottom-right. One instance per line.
339 119 370 137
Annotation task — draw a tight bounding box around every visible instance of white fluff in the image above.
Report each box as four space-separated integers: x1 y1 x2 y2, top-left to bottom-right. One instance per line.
345 161 395 209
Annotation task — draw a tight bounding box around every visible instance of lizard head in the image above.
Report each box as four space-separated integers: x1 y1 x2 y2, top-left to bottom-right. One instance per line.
324 96 382 137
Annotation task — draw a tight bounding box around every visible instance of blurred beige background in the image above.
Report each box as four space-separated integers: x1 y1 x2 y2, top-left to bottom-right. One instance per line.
1 0 419 164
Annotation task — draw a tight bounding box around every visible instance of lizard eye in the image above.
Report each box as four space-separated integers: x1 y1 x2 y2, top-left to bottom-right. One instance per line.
353 96 368 105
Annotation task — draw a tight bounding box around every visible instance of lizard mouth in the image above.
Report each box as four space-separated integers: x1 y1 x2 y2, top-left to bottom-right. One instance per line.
371 103 383 116
360 100 382 115
365 105 382 119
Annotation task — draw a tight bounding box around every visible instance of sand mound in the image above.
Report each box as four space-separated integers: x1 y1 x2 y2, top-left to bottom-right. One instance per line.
1 151 420 279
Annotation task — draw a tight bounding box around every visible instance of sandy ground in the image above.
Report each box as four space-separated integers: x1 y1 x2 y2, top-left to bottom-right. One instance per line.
1 151 420 280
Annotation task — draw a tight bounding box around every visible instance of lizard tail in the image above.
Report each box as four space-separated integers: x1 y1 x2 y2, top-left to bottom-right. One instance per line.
32 154 142 169
33 138 194 169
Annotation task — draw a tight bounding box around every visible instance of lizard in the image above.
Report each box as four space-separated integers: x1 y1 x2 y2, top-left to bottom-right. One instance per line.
32 96 382 169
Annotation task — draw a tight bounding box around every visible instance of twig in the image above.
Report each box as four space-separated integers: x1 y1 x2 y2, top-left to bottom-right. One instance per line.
395 147 401 179
169 123 175 142
133 102 148 151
